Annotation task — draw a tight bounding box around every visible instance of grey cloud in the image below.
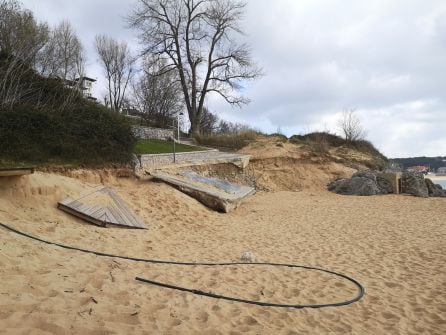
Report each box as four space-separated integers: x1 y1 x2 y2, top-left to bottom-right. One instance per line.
21 0 446 157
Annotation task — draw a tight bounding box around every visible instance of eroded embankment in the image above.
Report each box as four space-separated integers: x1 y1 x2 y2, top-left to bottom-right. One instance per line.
187 156 354 192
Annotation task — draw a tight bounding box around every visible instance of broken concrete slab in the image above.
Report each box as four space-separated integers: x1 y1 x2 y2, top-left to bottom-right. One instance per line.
150 171 255 213
179 171 246 195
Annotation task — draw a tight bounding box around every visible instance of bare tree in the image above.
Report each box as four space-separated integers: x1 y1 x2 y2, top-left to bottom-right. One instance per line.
338 109 367 142
199 107 218 135
0 0 49 65
128 0 262 136
216 118 250 135
38 20 84 81
95 35 134 112
0 0 49 107
132 56 183 127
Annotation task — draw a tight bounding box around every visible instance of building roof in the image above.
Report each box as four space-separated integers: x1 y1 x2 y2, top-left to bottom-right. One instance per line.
75 76 97 82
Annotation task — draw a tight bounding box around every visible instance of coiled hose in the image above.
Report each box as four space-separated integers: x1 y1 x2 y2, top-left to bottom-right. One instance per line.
0 222 364 309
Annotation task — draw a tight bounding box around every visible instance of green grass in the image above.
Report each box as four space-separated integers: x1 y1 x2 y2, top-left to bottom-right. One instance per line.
134 139 204 155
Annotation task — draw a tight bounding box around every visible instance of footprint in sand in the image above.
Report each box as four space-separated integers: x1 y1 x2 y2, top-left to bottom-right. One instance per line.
196 311 209 323
241 315 258 325
384 281 403 289
381 311 400 320
211 305 221 312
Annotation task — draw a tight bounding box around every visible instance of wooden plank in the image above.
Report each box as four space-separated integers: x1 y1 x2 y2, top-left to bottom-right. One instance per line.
0 168 34 177
57 202 106 227
102 188 146 229
57 186 147 229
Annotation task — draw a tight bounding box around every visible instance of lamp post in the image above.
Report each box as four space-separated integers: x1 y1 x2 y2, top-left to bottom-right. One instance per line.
173 112 184 163
177 112 184 141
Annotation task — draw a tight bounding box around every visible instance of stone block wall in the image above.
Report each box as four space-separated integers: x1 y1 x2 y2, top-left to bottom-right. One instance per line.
135 150 250 170
378 172 402 194
139 151 217 167
132 126 173 140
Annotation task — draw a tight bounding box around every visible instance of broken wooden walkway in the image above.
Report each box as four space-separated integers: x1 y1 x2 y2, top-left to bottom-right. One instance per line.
58 186 147 229
0 167 34 177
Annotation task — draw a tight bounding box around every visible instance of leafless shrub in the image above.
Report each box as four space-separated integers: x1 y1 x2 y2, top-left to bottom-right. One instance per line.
38 20 84 81
131 56 183 127
307 132 329 155
337 109 367 142
95 35 134 112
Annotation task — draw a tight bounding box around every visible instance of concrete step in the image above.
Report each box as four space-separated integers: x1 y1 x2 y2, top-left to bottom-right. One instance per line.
150 170 255 213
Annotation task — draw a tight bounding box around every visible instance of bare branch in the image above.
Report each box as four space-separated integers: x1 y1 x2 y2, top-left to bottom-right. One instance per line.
128 0 262 135
95 34 135 112
337 109 367 142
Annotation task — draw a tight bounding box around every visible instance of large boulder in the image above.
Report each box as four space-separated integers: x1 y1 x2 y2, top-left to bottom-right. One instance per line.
328 170 396 196
401 172 428 198
329 170 444 198
328 170 381 196
376 175 394 194
425 178 446 197
353 170 377 180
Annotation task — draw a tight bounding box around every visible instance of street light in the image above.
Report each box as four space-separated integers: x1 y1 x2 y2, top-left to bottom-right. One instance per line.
177 112 184 141
172 112 184 163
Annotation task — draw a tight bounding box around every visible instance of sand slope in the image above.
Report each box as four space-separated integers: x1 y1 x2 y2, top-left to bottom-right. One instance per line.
0 171 445 334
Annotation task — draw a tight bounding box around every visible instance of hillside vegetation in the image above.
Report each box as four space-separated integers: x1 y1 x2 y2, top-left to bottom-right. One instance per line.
244 133 387 170
391 156 446 171
0 54 136 167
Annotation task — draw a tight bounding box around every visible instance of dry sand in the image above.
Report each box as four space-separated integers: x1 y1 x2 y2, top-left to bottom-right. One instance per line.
0 170 445 334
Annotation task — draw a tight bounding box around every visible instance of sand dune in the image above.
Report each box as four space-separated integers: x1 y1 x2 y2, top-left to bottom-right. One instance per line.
0 171 445 334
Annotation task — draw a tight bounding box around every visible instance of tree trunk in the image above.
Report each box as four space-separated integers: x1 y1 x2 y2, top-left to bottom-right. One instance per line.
189 114 200 137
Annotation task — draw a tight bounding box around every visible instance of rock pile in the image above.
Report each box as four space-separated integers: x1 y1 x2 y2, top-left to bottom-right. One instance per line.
327 170 393 196
425 178 446 197
328 170 446 198
401 172 428 198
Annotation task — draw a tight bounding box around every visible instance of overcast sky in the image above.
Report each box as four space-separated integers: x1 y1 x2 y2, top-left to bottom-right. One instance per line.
21 0 446 158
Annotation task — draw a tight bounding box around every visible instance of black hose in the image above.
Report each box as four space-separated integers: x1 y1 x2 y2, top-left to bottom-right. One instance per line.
0 222 364 309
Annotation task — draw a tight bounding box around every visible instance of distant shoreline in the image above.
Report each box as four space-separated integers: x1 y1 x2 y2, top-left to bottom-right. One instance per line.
427 175 446 181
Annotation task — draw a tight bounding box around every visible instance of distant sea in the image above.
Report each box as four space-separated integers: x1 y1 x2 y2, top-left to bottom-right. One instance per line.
436 180 446 188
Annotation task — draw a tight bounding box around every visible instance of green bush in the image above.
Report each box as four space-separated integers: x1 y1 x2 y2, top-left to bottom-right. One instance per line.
0 102 136 165
0 54 136 166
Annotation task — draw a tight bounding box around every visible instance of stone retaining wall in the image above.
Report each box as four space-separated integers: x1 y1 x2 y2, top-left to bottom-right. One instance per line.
136 150 250 170
132 125 173 140
139 150 217 167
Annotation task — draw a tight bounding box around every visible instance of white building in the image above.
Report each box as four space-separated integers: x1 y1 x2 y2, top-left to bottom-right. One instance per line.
75 77 97 101
437 167 446 174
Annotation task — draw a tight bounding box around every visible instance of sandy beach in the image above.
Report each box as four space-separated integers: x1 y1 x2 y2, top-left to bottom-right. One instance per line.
427 175 446 181
0 170 445 334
